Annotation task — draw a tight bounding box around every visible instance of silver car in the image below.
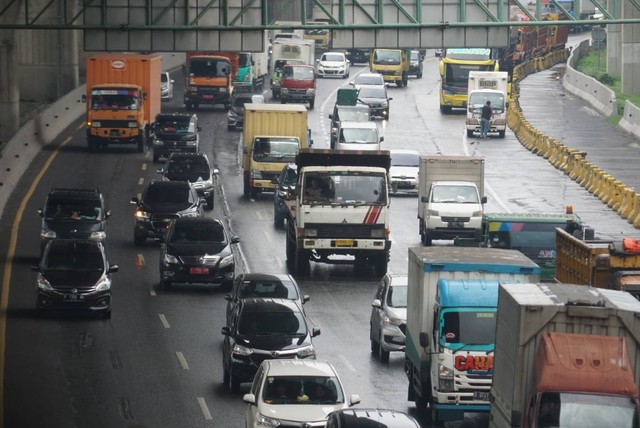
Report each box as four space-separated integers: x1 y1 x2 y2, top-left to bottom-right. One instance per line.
160 71 174 102
370 274 407 362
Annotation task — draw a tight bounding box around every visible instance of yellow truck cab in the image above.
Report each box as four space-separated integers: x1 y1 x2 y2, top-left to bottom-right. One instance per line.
369 48 410 87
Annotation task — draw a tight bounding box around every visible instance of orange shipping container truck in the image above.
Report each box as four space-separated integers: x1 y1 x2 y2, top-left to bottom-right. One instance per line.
85 54 161 153
183 53 234 110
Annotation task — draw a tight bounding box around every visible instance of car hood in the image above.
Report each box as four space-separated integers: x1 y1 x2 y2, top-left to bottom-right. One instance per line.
141 201 195 214
390 166 418 179
43 219 103 235
319 60 345 67
230 106 244 115
259 402 346 423
236 334 311 351
42 270 104 288
167 242 229 256
386 306 407 321
359 96 386 105
154 132 197 141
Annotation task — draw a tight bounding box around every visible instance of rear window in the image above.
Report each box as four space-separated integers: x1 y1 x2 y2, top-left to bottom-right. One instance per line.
145 184 193 204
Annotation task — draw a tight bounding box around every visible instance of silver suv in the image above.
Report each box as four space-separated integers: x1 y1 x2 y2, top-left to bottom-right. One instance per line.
369 274 407 362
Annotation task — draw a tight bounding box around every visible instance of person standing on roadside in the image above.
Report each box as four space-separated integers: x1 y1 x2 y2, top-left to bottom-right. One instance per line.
480 100 493 139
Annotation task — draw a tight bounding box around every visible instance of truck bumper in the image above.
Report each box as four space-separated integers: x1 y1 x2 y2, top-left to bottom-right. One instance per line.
426 217 482 241
184 91 230 105
250 179 277 192
87 128 140 144
301 238 390 251
433 403 491 421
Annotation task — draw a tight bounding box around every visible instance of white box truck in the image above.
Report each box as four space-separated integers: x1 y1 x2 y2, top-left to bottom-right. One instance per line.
417 155 486 245
405 247 540 424
466 71 509 138
489 282 640 428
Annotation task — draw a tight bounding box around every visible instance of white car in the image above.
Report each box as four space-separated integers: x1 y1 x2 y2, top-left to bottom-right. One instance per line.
160 71 174 102
316 52 351 78
389 149 420 194
244 359 361 428
349 72 385 91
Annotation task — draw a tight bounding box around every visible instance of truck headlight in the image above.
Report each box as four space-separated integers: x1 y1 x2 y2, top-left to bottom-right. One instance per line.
307 89 316 96
250 170 263 179
153 139 164 146
371 229 385 238
219 87 227 93
128 122 137 128
91 121 101 128
281 88 289 95
472 210 484 217
438 364 454 392
305 228 317 237
427 209 440 216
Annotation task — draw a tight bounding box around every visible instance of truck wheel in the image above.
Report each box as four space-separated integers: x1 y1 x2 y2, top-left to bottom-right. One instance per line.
375 257 388 276
281 98 286 104
498 130 506 138
250 187 259 199
396 80 403 88
354 256 367 274
87 138 97 153
137 137 144 153
274 208 284 228
206 194 214 211
309 99 315 110
295 250 310 276
243 178 250 196
285 235 295 267
421 230 433 246
440 105 451 114
185 103 192 111
272 91 278 99
467 129 474 138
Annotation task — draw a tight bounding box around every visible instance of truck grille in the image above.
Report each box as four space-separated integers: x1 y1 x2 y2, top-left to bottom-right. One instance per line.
378 70 396 76
287 89 308 96
307 223 383 239
441 216 471 223
99 120 133 128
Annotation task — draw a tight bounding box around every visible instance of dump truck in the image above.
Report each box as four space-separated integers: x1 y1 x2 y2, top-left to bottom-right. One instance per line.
84 54 162 153
241 104 311 197
417 156 486 246
405 247 540 424
489 282 640 428
555 228 640 299
284 149 391 276
183 53 234 110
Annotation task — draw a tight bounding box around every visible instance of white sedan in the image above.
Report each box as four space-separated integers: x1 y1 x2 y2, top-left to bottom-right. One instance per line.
389 149 420 194
244 359 360 428
316 52 351 78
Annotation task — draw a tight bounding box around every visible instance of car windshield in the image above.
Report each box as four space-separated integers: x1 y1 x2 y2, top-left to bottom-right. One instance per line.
358 87 386 98
340 127 378 144
46 200 102 220
263 376 344 405
322 53 344 62
411 51 420 61
45 243 104 272
232 96 253 108
387 285 408 308
156 118 192 133
238 310 306 335
161 73 169 83
391 152 419 167
238 280 296 299
170 222 225 243
144 185 192 204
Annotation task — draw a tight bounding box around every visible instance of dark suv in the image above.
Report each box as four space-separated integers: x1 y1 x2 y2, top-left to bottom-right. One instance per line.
272 163 297 227
130 180 204 246
38 188 110 254
157 152 218 210
221 298 320 393
159 217 239 290
151 113 201 162
32 239 118 318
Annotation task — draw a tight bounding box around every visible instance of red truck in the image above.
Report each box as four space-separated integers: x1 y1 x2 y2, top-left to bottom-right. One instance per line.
279 64 316 110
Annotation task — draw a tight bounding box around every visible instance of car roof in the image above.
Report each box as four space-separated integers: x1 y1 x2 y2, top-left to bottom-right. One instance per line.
329 408 420 427
172 216 222 226
355 73 383 80
239 298 302 312
263 359 338 377
237 273 295 282
149 180 192 189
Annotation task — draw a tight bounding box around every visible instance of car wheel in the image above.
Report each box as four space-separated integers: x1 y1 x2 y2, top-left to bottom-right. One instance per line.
379 333 390 362
229 369 241 393
223 365 230 388
153 153 160 163
206 194 214 211
370 329 380 356
227 124 234 132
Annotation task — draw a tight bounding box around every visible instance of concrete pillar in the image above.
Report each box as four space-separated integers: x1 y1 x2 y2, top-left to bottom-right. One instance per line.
621 1 640 94
0 31 20 142
606 0 621 78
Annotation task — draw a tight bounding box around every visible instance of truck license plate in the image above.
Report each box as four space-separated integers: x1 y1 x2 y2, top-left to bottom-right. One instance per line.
202 95 213 100
335 239 354 247
473 391 491 401
448 221 463 228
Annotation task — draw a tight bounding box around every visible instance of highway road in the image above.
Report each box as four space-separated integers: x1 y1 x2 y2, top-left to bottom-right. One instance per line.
0 43 638 428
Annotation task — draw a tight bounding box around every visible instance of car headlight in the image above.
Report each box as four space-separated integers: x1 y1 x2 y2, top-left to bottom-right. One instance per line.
305 228 317 237
95 275 112 291
128 122 137 128
256 413 281 427
185 140 198 146
89 231 106 241
371 229 385 238
218 254 234 268
163 253 179 264
383 315 404 326
297 345 316 358
91 121 101 128
381 101 389 108
228 110 239 119
135 210 151 219
36 273 53 291
41 230 57 239
153 139 164 146
232 343 253 356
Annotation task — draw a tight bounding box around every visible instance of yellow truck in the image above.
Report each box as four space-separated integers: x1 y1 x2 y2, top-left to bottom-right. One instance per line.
242 104 311 197
369 48 410 87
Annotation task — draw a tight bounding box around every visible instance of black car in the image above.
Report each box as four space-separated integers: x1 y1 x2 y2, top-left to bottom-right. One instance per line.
344 48 371 64
159 217 239 290
38 188 110 254
408 50 423 79
227 93 265 131
224 273 309 325
32 239 118 318
221 298 320 393
130 180 204 246
272 163 297 227
151 112 201 162
357 85 392 120
157 152 218 210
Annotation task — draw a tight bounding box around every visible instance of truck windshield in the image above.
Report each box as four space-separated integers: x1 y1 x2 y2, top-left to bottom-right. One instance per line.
469 92 505 113
445 48 492 61
372 50 401 65
537 392 637 428
439 309 496 349
443 64 496 92
253 138 299 162
189 58 230 78
91 89 139 110
431 185 479 203
282 66 314 80
486 221 578 260
303 173 386 205
238 53 251 68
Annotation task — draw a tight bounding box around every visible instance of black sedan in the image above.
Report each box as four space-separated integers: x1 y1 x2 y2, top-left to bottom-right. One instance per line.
357 86 393 120
159 217 239 290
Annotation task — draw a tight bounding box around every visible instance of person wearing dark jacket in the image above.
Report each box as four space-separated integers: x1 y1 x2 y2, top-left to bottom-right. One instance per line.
480 100 493 139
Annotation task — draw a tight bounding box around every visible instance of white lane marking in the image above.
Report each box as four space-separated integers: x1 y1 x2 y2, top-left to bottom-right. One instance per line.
256 210 263 221
138 177 144 186
159 314 171 329
176 352 189 370
142 163 148 171
338 353 357 374
263 230 271 243
197 397 213 420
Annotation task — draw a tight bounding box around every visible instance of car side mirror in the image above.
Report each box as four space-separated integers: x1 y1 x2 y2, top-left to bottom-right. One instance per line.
224 294 232 302
231 236 240 244
156 168 164 174
372 298 382 308
388 97 393 101
242 393 256 405
481 196 488 204
312 327 321 337
420 196 428 203
221 326 231 336
379 136 384 143
419 332 429 349
31 265 40 272
170 79 175 84
130 197 140 205
108 265 119 273
349 394 361 406
105 209 111 219
197 126 202 131
213 168 220 175
302 295 310 304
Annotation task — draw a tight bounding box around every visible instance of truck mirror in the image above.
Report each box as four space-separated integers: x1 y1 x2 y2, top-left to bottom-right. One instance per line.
419 332 429 348
379 137 384 143
420 196 428 203
82 94 87 103
481 196 488 204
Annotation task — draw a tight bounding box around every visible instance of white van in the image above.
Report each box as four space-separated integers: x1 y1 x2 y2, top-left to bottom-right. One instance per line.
335 121 383 151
